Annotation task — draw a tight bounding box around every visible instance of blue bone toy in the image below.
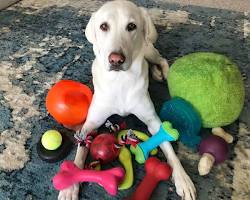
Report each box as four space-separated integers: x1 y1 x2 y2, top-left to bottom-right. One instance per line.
131 121 179 164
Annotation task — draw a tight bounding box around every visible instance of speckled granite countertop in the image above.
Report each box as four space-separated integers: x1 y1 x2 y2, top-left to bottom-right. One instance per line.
0 0 249 200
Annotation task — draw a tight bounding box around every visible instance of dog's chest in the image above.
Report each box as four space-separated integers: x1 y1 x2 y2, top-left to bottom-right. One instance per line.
94 71 148 116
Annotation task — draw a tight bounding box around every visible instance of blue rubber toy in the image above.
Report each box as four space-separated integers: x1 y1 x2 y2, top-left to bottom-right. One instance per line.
160 97 202 149
131 121 179 164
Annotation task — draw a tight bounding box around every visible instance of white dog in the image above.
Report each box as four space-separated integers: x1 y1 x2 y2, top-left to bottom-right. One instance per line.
58 1 196 200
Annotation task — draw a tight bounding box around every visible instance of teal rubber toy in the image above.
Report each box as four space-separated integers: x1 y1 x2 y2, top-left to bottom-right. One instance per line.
160 97 202 149
131 121 179 164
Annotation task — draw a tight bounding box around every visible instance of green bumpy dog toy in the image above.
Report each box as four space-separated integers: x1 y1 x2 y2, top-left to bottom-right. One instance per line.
167 52 245 128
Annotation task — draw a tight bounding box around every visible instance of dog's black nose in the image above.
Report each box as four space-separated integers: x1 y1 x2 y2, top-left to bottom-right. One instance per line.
109 52 126 66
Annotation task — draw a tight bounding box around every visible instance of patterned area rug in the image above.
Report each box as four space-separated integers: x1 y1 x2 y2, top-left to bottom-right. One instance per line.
0 0 249 200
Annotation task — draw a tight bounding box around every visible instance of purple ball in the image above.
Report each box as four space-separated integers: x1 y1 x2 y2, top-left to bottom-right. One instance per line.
198 135 229 164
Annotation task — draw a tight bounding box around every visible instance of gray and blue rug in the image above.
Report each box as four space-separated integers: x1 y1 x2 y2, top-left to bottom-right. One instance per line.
0 0 250 199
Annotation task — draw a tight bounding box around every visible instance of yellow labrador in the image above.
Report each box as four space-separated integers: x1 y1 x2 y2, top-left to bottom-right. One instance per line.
58 1 196 200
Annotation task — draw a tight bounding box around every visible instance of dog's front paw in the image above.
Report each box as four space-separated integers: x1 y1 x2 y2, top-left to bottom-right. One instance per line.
58 183 80 200
152 65 164 81
172 164 196 200
160 59 170 80
151 59 169 81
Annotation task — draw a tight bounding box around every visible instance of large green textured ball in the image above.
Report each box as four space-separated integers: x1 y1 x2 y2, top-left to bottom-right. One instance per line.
167 52 244 128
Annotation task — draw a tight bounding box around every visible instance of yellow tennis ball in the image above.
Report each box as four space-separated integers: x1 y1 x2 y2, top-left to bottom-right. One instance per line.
41 130 62 150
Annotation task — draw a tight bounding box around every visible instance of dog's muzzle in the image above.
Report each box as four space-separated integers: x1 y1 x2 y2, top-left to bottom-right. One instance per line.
109 65 125 71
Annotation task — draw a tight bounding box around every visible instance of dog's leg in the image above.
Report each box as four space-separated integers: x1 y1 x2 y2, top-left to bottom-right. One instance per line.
58 100 112 200
144 43 169 81
58 145 87 200
133 96 196 200
79 101 113 139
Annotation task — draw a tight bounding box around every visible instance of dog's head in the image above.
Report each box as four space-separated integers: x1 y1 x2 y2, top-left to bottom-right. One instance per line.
85 0 157 71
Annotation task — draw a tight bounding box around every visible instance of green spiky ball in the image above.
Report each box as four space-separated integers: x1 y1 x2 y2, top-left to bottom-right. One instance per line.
167 52 245 128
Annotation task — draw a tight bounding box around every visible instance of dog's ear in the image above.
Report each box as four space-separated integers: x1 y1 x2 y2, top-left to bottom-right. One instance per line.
85 13 96 44
140 7 158 44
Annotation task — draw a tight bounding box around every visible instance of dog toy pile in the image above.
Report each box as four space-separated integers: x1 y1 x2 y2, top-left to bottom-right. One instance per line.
37 52 245 199
161 52 244 148
160 52 244 175
52 121 176 196
37 79 176 197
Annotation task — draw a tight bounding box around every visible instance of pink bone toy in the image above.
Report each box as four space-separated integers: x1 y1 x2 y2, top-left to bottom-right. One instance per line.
126 157 172 200
53 160 125 196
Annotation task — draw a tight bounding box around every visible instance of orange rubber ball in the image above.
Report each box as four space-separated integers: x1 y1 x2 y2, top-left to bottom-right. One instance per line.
46 80 93 126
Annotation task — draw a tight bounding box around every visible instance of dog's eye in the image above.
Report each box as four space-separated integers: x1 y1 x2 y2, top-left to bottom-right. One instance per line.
100 23 109 31
126 23 137 32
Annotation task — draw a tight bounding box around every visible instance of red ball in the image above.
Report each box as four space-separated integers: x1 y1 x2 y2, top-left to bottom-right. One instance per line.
46 80 92 126
90 133 120 164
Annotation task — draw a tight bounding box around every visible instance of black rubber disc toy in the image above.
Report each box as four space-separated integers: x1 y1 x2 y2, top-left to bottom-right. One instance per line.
37 132 73 163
